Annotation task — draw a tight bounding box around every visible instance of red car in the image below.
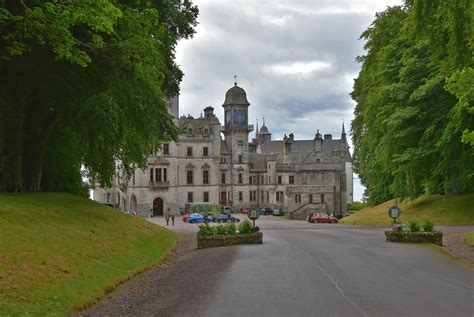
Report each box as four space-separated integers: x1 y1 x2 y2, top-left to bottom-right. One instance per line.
308 213 338 224
239 208 248 214
182 214 190 222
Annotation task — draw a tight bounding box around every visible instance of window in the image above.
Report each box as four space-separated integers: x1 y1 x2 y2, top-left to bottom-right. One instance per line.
278 175 282 184
163 143 169 155
289 175 295 184
321 194 325 203
187 170 193 184
238 173 243 184
260 175 264 184
187 192 193 203
309 194 313 203
156 168 161 182
268 163 271 169
276 191 284 203
266 191 270 203
221 173 226 184
203 147 209 157
203 192 209 202
249 191 257 202
203 128 209 136
203 170 209 184
163 168 167 182
249 176 253 184
295 194 301 203
238 155 243 163
187 128 193 135
316 159 321 163
238 192 243 202
107 193 111 202
150 168 154 182
269 176 271 184
187 147 193 156
221 157 227 163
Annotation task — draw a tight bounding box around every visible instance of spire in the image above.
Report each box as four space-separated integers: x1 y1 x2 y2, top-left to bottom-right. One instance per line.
262 117 265 126
256 118 259 135
342 121 347 140
234 74 237 86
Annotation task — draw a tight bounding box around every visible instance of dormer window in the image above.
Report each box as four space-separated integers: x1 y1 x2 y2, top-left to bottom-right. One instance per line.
203 128 209 136
187 124 193 136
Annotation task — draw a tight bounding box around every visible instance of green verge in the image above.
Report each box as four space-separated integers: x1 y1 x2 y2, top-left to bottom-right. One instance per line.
340 194 474 226
0 193 179 316
466 231 474 246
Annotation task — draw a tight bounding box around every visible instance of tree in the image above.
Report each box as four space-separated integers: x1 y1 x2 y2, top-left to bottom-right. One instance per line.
0 0 198 193
351 0 473 203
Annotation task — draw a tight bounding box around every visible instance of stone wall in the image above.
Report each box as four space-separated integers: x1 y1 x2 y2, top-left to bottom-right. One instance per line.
197 232 263 249
385 231 443 246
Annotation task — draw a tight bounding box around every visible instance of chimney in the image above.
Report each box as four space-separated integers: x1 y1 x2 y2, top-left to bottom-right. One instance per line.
314 129 323 152
204 106 214 119
289 133 294 141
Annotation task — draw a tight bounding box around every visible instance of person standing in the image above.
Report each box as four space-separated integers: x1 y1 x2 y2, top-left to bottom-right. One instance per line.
165 213 169 226
171 214 175 226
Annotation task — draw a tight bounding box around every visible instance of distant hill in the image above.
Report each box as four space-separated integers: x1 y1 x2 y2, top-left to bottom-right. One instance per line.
0 193 179 316
340 194 474 226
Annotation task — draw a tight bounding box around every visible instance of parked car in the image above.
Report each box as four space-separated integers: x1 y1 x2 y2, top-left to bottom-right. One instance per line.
222 205 233 214
262 207 273 215
272 208 284 216
309 213 338 224
182 214 190 222
239 207 248 214
215 213 240 223
187 213 203 223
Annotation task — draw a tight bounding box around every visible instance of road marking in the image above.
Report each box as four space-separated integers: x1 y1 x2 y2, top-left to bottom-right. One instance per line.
289 241 370 317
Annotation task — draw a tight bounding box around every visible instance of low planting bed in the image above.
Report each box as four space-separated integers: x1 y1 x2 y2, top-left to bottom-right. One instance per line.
385 230 443 246
197 219 263 249
197 232 263 249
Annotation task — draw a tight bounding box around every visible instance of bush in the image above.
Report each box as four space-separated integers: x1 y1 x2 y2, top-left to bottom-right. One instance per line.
409 219 420 232
239 219 252 234
347 201 368 211
198 223 215 236
422 219 434 232
226 222 237 234
215 224 226 235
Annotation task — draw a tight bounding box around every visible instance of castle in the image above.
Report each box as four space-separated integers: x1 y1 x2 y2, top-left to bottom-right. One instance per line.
93 83 353 219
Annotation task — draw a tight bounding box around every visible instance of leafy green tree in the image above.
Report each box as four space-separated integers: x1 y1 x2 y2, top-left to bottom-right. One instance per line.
0 0 198 193
352 0 473 203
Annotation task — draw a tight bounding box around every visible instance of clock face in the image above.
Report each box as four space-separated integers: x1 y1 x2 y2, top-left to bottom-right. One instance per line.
235 111 246 126
225 111 232 128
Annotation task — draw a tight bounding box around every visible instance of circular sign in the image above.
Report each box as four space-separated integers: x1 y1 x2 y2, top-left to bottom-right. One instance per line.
248 209 260 221
388 206 401 219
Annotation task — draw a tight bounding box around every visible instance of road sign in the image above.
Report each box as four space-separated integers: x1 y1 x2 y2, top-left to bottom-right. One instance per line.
248 209 260 221
388 206 401 224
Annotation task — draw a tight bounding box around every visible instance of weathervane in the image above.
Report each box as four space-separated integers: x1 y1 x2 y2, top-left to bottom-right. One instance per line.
234 74 237 86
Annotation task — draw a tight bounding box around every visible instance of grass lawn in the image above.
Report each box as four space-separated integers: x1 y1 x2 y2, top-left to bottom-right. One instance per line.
466 231 474 246
339 194 474 226
0 193 179 316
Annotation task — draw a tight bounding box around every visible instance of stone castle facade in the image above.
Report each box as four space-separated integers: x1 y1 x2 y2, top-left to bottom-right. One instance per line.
93 84 353 218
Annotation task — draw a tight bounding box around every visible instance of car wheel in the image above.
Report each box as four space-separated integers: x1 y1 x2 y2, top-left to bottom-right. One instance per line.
331 220 336 224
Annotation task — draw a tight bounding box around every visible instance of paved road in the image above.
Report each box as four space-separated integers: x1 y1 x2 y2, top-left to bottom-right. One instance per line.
204 218 473 317
87 216 473 316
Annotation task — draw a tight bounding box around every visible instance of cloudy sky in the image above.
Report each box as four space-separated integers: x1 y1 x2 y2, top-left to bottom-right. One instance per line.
176 0 403 201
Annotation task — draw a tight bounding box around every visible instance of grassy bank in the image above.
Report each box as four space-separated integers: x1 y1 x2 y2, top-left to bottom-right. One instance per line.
340 194 474 226
0 193 179 316
466 231 474 246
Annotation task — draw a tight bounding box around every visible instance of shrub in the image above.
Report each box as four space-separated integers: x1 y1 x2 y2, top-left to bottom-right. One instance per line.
239 219 252 234
409 219 420 232
215 224 226 235
226 222 237 234
198 223 215 236
422 219 434 232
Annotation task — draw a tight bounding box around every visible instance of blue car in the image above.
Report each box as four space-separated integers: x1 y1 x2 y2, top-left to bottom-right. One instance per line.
188 213 215 223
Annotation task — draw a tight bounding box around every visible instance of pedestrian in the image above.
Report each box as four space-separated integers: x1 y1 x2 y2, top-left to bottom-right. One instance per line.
171 214 175 226
165 214 169 226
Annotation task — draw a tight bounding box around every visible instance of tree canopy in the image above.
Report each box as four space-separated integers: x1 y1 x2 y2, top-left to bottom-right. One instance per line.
0 0 198 193
351 0 473 204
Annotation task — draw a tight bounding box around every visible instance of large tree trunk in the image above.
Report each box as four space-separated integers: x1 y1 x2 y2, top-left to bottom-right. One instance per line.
25 113 61 192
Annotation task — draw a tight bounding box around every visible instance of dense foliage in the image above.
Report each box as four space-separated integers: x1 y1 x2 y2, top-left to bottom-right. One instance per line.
0 0 198 193
352 0 473 204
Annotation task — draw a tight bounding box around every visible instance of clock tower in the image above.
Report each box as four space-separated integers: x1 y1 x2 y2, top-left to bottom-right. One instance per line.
222 82 252 206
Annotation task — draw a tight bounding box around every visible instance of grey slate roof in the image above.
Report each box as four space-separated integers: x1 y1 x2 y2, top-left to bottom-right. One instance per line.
223 84 250 106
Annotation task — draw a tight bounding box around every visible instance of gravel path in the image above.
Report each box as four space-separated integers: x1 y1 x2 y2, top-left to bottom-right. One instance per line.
79 232 237 317
443 233 474 264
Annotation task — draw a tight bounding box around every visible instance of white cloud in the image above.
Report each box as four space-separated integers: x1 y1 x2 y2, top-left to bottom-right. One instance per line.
265 61 332 76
